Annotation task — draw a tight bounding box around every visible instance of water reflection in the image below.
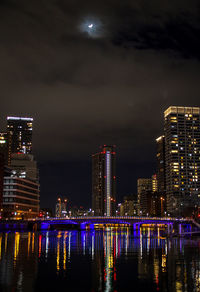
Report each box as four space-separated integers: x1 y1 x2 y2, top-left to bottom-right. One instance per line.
0 228 199 291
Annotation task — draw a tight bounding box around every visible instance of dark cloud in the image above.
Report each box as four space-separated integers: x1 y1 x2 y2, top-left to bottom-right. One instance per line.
1 0 200 209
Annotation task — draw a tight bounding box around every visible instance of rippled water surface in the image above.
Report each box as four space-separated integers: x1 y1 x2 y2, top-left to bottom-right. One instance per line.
0 228 200 291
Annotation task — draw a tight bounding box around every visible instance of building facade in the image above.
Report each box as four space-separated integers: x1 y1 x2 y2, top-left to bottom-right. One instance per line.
137 178 152 215
7 116 33 154
92 145 116 216
119 195 137 216
0 154 4 213
0 132 12 166
164 106 200 216
156 135 166 193
3 176 40 219
10 153 38 182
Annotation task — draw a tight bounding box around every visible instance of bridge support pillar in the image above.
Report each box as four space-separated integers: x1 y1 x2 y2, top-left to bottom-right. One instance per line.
167 224 173 236
40 223 50 230
178 224 182 236
80 223 86 230
133 224 140 236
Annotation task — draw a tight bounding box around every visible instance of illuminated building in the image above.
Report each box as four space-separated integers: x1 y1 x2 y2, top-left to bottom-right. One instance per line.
156 135 166 193
164 106 200 216
152 174 158 192
119 195 137 216
137 176 164 216
0 132 12 166
137 178 152 215
10 153 38 182
3 176 40 219
0 154 4 212
55 198 67 218
7 116 33 154
92 145 116 216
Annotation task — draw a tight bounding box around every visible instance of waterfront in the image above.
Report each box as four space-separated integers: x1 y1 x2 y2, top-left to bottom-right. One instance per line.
0 228 200 291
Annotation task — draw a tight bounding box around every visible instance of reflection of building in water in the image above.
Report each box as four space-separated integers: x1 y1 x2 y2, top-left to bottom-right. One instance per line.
0 230 200 291
0 232 38 291
91 229 117 292
138 230 200 292
165 238 198 291
138 227 168 290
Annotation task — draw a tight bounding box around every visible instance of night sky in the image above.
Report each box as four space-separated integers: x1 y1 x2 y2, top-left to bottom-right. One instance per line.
1 0 200 211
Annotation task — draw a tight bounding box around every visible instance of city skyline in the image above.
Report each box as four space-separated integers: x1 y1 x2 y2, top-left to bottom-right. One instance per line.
1 2 200 291
1 0 200 211
1 105 200 215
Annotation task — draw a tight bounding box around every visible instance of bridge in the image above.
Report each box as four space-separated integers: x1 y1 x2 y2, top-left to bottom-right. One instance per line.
34 216 195 235
0 216 197 235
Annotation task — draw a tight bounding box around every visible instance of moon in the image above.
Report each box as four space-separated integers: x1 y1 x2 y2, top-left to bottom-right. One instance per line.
79 17 105 38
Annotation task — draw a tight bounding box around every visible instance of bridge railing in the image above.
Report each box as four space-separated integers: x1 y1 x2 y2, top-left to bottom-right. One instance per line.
34 216 193 222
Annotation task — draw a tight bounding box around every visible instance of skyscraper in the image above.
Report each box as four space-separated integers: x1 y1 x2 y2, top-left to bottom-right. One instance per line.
2 116 39 219
164 106 200 216
7 116 33 154
92 145 116 216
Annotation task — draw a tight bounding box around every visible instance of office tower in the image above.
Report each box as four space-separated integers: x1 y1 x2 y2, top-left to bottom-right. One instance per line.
164 106 200 216
7 116 33 154
156 135 166 193
92 145 116 216
0 132 12 166
3 176 39 219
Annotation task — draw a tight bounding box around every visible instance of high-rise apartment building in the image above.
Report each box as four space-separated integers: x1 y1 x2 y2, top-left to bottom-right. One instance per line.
1 116 40 219
164 106 200 216
92 145 116 216
7 116 33 154
156 135 166 193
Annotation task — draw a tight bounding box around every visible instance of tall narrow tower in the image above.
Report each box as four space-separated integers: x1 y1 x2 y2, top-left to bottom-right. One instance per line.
92 145 116 216
164 106 200 216
156 135 166 193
